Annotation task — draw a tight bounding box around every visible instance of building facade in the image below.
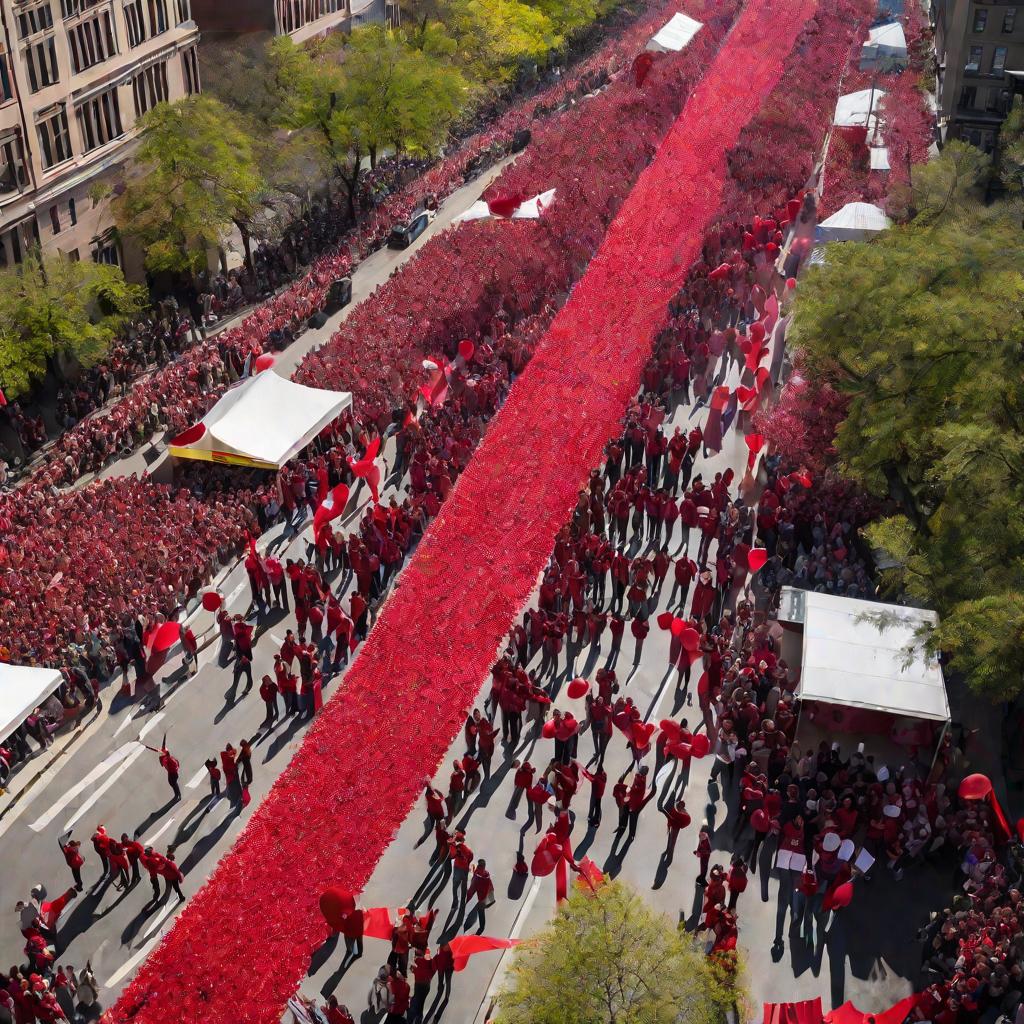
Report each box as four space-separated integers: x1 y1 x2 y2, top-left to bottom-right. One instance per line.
934 0 1024 150
0 0 200 271
190 0 397 49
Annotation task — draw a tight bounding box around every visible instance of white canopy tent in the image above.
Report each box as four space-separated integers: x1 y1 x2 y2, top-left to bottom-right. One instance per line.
454 188 556 224
833 88 887 138
0 664 63 743
646 12 704 51
168 371 352 471
815 201 892 242
860 21 908 70
870 145 891 171
779 589 950 723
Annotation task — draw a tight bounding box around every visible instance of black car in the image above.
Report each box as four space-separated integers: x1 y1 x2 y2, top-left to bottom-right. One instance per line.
387 210 431 249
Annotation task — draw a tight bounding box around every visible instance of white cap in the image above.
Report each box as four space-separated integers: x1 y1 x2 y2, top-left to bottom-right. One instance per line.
838 839 855 861
883 804 901 818
877 766 890 782
822 831 841 852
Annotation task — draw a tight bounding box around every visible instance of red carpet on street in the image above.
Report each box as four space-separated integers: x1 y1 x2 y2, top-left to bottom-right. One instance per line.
111 0 819 1020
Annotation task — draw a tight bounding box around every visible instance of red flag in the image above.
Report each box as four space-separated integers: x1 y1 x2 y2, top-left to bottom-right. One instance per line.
313 483 350 542
447 934 519 971
361 906 396 940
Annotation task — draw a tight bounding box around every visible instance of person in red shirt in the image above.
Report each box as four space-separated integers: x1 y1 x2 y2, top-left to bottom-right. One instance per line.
408 951 434 1024
91 825 110 880
205 757 222 798
661 797 692 859
467 859 494 933
158 747 181 803
386 968 410 1024
61 839 84 892
446 760 466 822
120 832 144 887
579 764 606 826
621 766 657 840
323 996 354 1024
631 616 649 661
259 674 279 724
727 857 748 910
449 832 473 907
695 825 712 884
793 862 819 941
140 846 164 902
159 849 185 902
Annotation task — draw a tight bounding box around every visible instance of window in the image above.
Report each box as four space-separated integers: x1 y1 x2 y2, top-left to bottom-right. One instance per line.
181 45 199 94
49 205 61 233
67 10 117 74
22 35 59 92
68 197 77 224
0 131 29 193
0 51 14 102
973 7 988 30
992 44 1008 70
60 0 104 17
76 87 123 152
0 218 40 267
123 0 144 44
1003 7 1016 31
131 59 168 117
91 230 120 266
36 104 72 167
146 0 168 34
16 3 54 38
986 86 1008 111
967 44 984 70
175 0 190 22
960 84 978 106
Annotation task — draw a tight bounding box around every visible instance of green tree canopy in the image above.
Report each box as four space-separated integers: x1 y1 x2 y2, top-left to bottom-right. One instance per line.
497 882 740 1024
269 28 465 217
791 144 1024 699
0 254 146 398
114 95 266 274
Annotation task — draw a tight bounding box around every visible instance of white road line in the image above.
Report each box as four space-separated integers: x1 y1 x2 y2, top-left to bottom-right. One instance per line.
226 580 247 605
185 765 208 789
270 634 285 646
28 743 140 833
113 713 141 739
61 745 147 834
137 713 165 741
141 816 178 848
141 899 178 939
104 935 161 990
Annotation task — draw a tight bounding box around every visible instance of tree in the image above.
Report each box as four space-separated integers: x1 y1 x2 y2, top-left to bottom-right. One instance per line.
496 882 739 1024
114 96 266 274
0 254 146 397
998 94 1024 197
791 145 1024 699
270 29 465 219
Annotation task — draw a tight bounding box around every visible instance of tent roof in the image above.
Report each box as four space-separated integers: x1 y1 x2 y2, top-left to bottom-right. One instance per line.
0 664 63 743
169 372 352 470
816 201 892 241
785 589 950 723
866 20 907 49
834 88 887 127
647 12 704 51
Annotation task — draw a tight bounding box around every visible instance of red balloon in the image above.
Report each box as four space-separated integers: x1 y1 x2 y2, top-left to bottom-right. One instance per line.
680 627 700 653
959 773 993 801
747 548 769 572
531 834 563 876
751 808 772 832
542 720 557 739
666 740 692 760
630 722 655 748
319 887 355 931
254 352 276 372
458 340 475 361
736 385 756 405
656 611 675 630
823 881 854 911
690 733 711 758
201 591 222 611
567 678 590 699
749 321 766 343
659 719 681 738
670 618 686 639
786 277 797 289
